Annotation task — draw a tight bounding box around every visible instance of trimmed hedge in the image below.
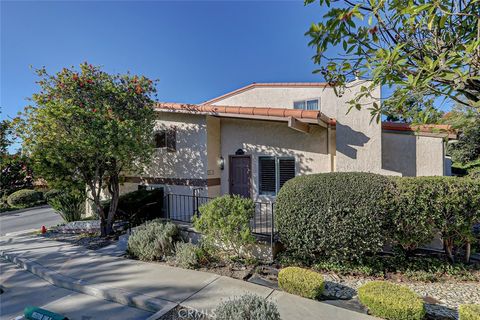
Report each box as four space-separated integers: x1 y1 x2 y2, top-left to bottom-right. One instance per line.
358 281 425 320
390 177 480 261
276 172 393 262
6 189 45 208
215 294 280 320
459 304 480 320
44 189 62 202
278 267 325 299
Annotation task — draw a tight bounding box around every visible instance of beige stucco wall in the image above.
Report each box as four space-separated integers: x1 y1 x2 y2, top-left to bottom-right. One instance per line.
382 132 446 177
219 117 331 201
210 86 339 119
206 116 221 198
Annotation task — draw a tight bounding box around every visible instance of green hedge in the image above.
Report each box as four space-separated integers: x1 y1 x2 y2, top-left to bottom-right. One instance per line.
389 177 480 261
193 195 255 258
275 172 393 262
6 189 45 208
278 267 325 299
358 281 425 320
459 304 480 320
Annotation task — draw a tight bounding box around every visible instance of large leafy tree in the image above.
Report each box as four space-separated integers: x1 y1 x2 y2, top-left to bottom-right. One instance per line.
17 63 157 235
444 105 480 173
306 0 480 121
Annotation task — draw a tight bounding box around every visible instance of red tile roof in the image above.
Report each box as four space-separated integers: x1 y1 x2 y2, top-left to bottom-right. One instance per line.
156 102 335 125
156 103 456 138
201 82 331 105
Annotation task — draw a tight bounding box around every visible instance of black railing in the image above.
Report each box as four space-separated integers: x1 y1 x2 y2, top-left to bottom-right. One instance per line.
164 193 275 238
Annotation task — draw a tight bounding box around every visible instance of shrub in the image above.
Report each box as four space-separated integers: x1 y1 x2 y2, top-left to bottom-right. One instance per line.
215 294 280 320
275 172 394 263
358 281 425 320
104 189 164 226
459 304 480 320
278 267 325 299
390 177 480 262
44 189 62 202
193 195 255 258
127 219 178 261
48 192 85 222
173 242 199 269
6 189 45 208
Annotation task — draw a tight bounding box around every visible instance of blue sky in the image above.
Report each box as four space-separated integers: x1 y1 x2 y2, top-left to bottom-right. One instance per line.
1 0 331 120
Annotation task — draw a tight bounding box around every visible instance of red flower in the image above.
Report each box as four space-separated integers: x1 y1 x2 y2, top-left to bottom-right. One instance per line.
93 109 97 112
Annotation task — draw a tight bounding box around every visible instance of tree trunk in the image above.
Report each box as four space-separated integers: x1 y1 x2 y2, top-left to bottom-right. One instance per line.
465 241 471 264
106 172 120 236
444 239 455 263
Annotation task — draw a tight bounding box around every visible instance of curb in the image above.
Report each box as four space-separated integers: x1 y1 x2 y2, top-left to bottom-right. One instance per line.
0 251 177 317
0 205 51 217
4 229 38 237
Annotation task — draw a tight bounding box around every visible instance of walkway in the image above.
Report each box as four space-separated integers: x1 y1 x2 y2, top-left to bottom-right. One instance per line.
0 235 377 320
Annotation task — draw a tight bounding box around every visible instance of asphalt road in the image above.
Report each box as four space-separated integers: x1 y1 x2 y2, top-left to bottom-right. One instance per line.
0 207 64 236
0 258 153 320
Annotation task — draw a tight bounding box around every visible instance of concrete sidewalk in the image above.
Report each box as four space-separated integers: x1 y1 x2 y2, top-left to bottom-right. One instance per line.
0 235 377 320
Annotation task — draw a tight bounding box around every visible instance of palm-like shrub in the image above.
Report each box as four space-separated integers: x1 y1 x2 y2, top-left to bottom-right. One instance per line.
48 192 85 222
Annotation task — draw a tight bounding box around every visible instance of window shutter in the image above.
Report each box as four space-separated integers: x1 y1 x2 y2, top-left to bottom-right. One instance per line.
259 157 276 194
166 127 176 152
155 131 166 148
278 158 295 190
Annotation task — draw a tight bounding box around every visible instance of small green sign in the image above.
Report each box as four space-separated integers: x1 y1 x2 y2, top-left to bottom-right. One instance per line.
24 306 69 320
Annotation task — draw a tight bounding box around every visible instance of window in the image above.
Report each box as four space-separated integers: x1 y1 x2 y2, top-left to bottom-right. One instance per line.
259 157 295 195
293 99 320 110
154 128 176 152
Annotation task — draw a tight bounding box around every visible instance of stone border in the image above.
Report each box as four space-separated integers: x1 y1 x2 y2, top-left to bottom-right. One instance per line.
0 251 177 316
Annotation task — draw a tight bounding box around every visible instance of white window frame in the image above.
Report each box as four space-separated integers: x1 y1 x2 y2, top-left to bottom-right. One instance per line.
293 98 321 111
258 156 296 196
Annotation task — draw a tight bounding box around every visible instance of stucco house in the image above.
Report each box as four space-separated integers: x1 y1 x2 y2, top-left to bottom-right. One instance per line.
117 80 456 203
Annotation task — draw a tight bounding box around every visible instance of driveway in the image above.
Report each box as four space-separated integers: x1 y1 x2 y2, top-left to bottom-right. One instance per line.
0 258 153 320
0 207 64 236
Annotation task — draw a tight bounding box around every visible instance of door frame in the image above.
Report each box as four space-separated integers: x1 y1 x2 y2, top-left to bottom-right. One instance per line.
228 155 252 198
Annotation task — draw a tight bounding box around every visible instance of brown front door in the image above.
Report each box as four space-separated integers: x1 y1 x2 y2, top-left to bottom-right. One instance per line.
229 155 251 198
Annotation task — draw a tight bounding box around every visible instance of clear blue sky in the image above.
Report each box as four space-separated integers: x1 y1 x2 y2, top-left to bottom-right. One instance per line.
1 0 331 120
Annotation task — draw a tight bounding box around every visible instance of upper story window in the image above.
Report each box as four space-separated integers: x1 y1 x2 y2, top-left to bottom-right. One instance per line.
154 128 176 152
293 99 320 110
259 156 296 195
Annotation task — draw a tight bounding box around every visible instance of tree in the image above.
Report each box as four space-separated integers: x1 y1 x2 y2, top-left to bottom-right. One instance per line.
306 0 480 121
445 105 480 165
16 63 157 236
0 116 11 156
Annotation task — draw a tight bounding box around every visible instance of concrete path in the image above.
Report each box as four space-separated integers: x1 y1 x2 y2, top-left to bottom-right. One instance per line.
0 235 377 320
0 258 153 320
0 206 63 236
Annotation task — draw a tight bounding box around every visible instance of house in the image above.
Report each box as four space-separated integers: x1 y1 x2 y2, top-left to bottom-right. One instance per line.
118 80 456 203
